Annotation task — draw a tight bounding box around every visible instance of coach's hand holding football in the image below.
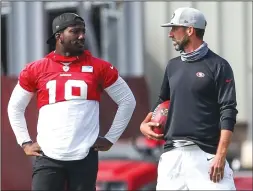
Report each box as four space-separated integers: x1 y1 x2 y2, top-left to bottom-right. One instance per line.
140 112 164 141
92 136 113 151
22 142 42 156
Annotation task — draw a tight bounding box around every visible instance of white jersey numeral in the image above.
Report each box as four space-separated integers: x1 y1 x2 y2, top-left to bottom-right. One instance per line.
65 80 88 100
46 80 88 104
46 80 57 104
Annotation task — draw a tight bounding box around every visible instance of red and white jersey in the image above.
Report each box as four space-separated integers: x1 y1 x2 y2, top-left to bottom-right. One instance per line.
19 50 118 108
18 51 119 160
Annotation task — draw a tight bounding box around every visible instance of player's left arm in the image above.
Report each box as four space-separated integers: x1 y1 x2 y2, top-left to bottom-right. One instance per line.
216 61 238 157
100 63 136 144
210 61 238 182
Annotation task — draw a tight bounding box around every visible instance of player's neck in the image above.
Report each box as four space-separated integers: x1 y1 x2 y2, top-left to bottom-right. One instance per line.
183 39 204 53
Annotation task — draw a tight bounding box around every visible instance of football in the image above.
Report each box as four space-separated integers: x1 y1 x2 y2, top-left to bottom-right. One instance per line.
151 100 170 133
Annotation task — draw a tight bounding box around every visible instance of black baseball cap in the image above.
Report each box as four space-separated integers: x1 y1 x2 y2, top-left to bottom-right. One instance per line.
46 13 85 44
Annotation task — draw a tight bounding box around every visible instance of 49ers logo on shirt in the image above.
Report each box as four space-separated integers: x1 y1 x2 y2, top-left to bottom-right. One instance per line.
196 72 205 78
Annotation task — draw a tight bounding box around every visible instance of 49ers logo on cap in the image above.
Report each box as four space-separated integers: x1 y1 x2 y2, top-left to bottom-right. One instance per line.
196 72 205 77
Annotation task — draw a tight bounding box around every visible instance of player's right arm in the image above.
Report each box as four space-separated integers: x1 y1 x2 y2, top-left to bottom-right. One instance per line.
140 64 170 140
7 64 42 156
151 63 170 111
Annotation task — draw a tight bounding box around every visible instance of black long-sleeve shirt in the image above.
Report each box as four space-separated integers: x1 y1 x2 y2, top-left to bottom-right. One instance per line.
153 49 238 154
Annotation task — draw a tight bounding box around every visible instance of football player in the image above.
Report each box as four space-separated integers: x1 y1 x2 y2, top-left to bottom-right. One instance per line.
8 13 136 191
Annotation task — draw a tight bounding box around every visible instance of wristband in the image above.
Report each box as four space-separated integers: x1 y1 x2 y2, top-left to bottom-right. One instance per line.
21 141 33 148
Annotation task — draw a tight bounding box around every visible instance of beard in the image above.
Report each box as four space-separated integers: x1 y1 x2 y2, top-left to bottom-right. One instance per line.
72 39 86 55
61 39 85 56
173 34 190 52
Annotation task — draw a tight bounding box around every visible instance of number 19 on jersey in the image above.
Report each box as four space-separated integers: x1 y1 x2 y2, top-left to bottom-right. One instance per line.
46 80 88 104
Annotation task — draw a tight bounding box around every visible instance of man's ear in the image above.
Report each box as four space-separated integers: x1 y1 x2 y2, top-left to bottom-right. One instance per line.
55 33 63 43
186 27 194 37
55 33 60 40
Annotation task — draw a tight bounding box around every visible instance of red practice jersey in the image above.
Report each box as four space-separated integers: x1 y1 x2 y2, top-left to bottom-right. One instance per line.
19 50 118 109
17 50 119 160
